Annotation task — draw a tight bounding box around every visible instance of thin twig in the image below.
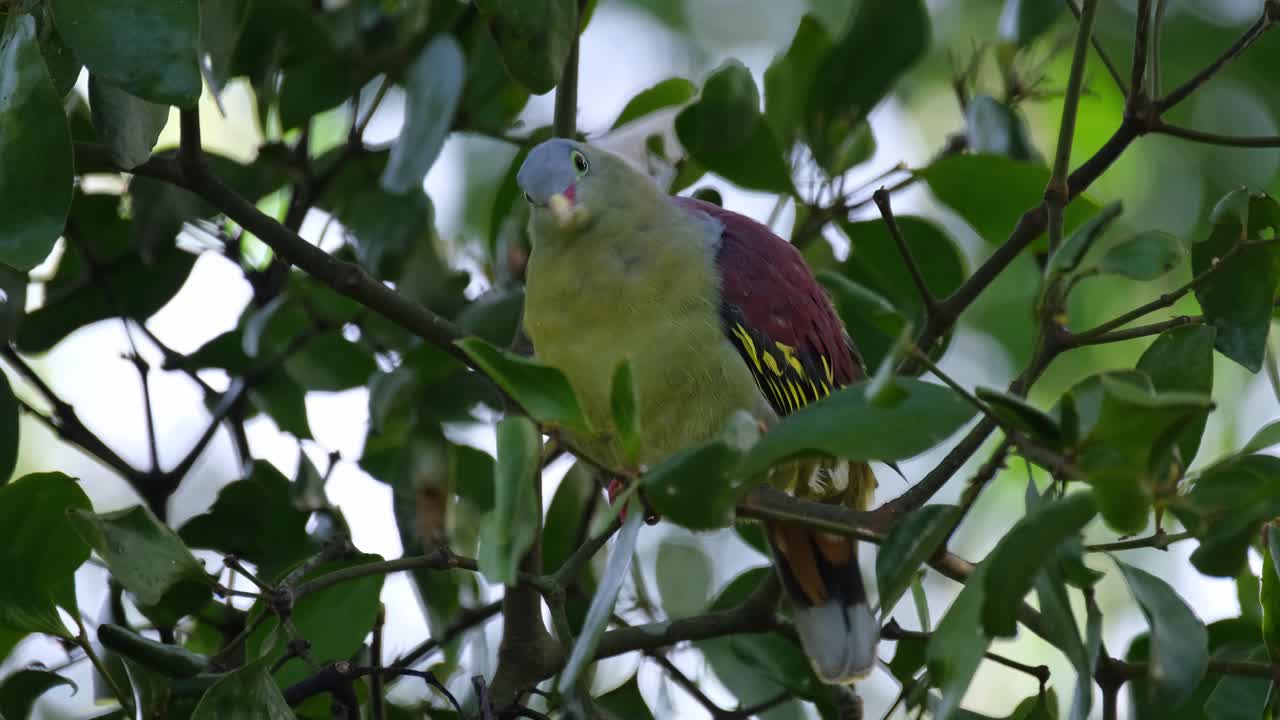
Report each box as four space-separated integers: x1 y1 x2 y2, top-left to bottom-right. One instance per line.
1065 315 1202 346
1154 122 1280 148
1065 0 1129 95
873 188 937 313
1129 0 1153 99
1086 530 1192 552
1046 0 1100 253
1156 12 1273 112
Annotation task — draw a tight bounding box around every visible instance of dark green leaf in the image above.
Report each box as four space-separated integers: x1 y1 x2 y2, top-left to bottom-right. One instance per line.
459 18 531 134
927 557 994 720
50 0 201 106
277 51 363 133
458 288 525 348
1098 230 1185 281
69 505 212 626
644 412 759 530
1136 325 1216 467
0 14 73 271
1236 565 1262 629
976 388 1064 449
246 555 384 691
98 623 210 678
283 332 377 392
473 0 576 94
456 337 591 434
1035 567 1090 720
1264 526 1280 659
380 35 465 195
0 371 17 484
0 263 26 343
478 417 541 585
199 0 251 97
982 493 1097 637
1117 561 1209 708
999 0 1064 47
88 75 169 170
337 185 433 278
1242 419 1280 454
817 271 908 373
965 94 1038 162
248 369 313 439
656 541 710 617
543 462 599 574
1047 202 1123 278
597 676 652 720
810 0 929 131
35 6 81 97
610 360 642 466
0 473 90 637
876 504 958 615
190 658 293 720
763 16 832 146
559 509 644 694
612 77 696 129
1203 645 1270 720
291 450 329 513
1181 454 1280 577
675 60 793 193
0 669 76 720
888 634 927 683
738 378 977 477
179 461 319 580
919 154 1101 244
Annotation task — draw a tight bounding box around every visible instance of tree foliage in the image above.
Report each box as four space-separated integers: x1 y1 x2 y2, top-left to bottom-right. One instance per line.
2 0 1280 718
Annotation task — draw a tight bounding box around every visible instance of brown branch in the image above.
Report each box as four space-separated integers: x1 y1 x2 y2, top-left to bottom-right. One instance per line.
388 600 503 672
1154 121 1280 148
1156 11 1274 112
1046 0 1100 253
1129 0 1153 99
873 188 938 313
1065 314 1201 347
1066 0 1129 95
1086 530 1193 552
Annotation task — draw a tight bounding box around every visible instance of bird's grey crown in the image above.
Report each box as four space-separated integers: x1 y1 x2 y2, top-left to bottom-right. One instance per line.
517 138 581 205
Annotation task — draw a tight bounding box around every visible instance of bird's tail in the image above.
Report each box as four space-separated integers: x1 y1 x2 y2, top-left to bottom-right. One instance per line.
765 463 878 684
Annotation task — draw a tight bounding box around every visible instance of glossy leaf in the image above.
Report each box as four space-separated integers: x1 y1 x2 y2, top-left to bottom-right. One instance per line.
0 263 26 344
473 0 576 94
1181 454 1280 577
738 378 977 477
190 658 293 720
50 0 201 106
559 509 644 693
597 676 653 720
981 492 1097 637
1264 526 1280 660
1192 191 1280 372
69 505 212 626
88 75 169 169
456 337 591 434
1098 230 1185 280
0 669 76 720
1136 325 1215 467
876 504 958 615
0 371 17 484
975 388 1064 449
381 34 465 195
919 154 1101 244
927 557 994 720
612 77 696 129
764 15 832 146
1243 419 1280 454
644 412 759 530
0 14 74 271
0 473 90 637
675 60 793 193
1046 201 1123 278
965 94 1038 162
98 623 210 678
478 417 541 585
179 461 319 580
543 462 600 574
817 271 908 374
1117 561 1208 709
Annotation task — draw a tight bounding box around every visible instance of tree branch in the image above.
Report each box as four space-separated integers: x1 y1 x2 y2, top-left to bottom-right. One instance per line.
873 188 937 314
1065 0 1129 95
1153 121 1280 148
1046 0 1100 253
1085 530 1192 552
1156 10 1274 112
1065 314 1201 347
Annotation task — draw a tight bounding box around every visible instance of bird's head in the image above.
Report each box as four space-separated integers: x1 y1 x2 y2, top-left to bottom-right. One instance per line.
517 139 645 236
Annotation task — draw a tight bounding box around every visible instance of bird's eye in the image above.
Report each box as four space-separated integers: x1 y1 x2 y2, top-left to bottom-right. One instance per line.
571 150 589 174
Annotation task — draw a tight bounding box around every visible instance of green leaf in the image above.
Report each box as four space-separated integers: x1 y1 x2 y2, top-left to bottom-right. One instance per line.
456 337 591 434
610 360 642 466
190 658 293 720
675 60 793 194
597 676 653 720
0 263 27 344
1116 561 1209 709
612 77 696 129
763 15 832 147
88 75 169 170
98 623 210 678
817 271 908 373
839 216 967 339
738 378 977 477
0 669 76 720
247 369 313 439
283 332 377 392
543 462 600 575
35 6 81 98
965 94 1038 162
644 411 759 530
1136 325 1216 467
559 509 644 694
1263 526 1280 660
473 0 576 94
199 0 251 97
975 388 1064 449
0 473 90 637
1203 645 1270 720
1242 419 1280 454
1098 230 1185 281
0 371 17 484
380 34 465 195
50 0 201 106
0 14 74 271
999 0 1065 47
809 0 929 131
981 492 1097 637
1181 455 1280 577
927 556 994 720
888 633 927 683
478 417 541 585
1035 565 1092 720
179 461 319 580
1047 202 1123 279
69 505 212 626
876 504 958 615
918 154 1101 244
656 541 711 617
246 555 384 691
1192 191 1280 372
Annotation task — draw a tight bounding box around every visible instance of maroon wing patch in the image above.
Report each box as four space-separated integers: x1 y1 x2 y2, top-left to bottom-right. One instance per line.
671 196 863 417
